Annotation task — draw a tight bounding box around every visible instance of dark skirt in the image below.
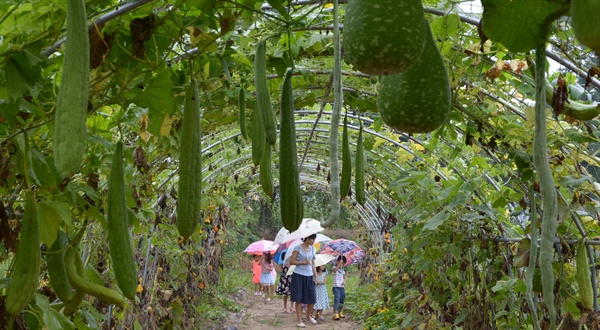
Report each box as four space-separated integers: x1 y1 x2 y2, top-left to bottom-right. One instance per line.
290 272 316 305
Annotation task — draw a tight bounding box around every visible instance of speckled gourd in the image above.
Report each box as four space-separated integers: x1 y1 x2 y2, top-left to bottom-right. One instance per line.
377 24 451 133
342 0 427 75
570 0 600 53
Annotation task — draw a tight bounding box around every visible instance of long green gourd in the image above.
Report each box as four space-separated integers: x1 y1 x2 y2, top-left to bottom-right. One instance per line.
355 123 366 206
5 192 41 315
53 0 89 180
252 106 265 167
107 141 137 300
533 44 558 330
525 186 540 330
576 239 594 310
543 82 600 121
340 115 351 199
260 146 274 197
62 249 85 315
177 79 202 240
46 230 73 303
279 68 302 231
322 0 342 228
254 40 277 145
65 225 124 307
238 88 248 139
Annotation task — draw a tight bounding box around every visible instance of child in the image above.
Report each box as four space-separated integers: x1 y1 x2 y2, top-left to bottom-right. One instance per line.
314 265 330 321
275 251 295 313
251 254 262 295
260 252 275 302
332 255 347 320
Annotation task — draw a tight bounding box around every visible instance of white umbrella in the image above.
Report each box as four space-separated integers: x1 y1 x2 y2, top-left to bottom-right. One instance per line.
273 227 291 245
282 234 333 264
273 218 324 244
286 254 337 276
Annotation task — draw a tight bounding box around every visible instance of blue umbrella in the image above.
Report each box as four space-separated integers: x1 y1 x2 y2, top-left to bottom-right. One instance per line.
274 248 288 265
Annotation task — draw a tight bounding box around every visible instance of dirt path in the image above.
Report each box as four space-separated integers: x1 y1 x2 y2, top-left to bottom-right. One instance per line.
225 290 361 330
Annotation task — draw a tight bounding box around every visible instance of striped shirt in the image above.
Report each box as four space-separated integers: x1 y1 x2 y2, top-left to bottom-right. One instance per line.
333 267 345 287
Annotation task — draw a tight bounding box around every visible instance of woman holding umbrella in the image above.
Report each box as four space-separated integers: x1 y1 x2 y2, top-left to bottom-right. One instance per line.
289 233 318 327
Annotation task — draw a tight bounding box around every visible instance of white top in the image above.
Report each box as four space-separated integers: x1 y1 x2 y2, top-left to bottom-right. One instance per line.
292 244 316 276
333 267 345 287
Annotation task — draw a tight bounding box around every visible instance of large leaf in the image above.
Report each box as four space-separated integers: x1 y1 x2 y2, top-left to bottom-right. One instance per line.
136 71 176 136
267 0 290 20
5 52 43 99
481 0 569 53
423 209 449 231
34 294 75 330
37 201 72 246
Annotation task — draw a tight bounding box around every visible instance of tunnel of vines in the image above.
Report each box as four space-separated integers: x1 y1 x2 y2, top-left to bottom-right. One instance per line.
1 0 600 329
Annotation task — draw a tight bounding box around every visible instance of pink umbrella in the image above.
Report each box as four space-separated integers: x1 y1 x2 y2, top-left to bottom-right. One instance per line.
320 239 365 266
243 240 279 255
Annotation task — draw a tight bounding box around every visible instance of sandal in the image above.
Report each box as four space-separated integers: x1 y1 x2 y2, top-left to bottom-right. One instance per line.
296 323 306 328
283 309 288 313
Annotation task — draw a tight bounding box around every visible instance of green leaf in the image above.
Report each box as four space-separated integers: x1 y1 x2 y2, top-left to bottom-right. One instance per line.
491 278 517 292
188 0 215 12
0 100 20 127
481 0 569 53
423 209 449 231
565 129 597 144
373 117 383 131
140 72 176 136
430 14 460 40
38 201 72 246
5 52 43 99
34 293 75 330
449 192 468 209
144 72 175 115
267 0 290 21
30 149 58 189
492 196 508 208
560 175 592 187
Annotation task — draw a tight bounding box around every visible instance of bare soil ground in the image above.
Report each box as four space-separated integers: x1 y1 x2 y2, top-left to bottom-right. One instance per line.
224 289 361 330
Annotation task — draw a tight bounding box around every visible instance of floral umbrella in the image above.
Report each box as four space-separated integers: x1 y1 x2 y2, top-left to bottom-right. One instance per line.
320 239 365 266
243 239 279 255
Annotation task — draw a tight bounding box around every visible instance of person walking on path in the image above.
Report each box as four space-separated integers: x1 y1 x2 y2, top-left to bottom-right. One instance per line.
332 256 347 320
276 251 295 313
251 254 262 296
313 265 330 321
289 233 317 328
260 252 276 302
